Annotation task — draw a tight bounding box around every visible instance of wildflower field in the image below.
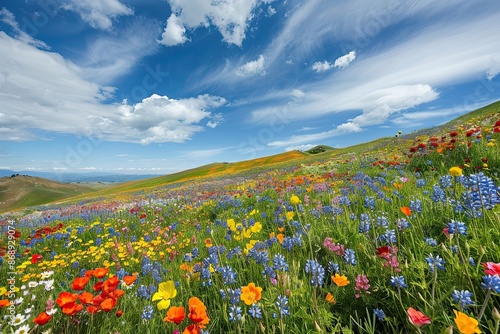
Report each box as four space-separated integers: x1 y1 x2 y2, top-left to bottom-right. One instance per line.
1 102 500 334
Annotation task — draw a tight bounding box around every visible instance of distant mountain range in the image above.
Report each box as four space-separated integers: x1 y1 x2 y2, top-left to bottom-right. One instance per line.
0 170 162 183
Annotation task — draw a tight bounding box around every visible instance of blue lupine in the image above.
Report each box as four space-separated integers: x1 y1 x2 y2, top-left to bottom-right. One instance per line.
447 220 467 236
390 275 407 289
273 253 289 271
481 275 500 293
141 305 154 320
343 249 357 265
275 295 290 317
379 229 397 244
373 308 386 321
425 253 446 272
424 238 437 246
431 185 447 203
229 305 242 322
218 265 238 285
451 290 475 310
248 304 263 319
305 259 325 286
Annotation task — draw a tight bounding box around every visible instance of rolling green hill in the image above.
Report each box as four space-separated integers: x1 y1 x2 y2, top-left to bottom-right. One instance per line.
0 175 95 213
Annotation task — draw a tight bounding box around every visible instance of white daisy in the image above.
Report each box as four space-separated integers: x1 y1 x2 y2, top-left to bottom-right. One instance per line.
14 324 31 334
10 313 27 326
27 281 38 288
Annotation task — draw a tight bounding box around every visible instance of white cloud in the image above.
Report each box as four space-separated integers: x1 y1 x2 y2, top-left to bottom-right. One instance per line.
0 32 226 144
159 14 189 46
164 0 273 46
249 5 500 148
312 61 332 72
334 51 356 69
487 56 500 80
236 55 266 77
96 94 227 144
0 8 49 49
61 0 133 30
79 17 161 84
290 89 304 99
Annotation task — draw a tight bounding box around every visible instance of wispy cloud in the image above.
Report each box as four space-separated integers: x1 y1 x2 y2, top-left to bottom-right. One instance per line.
61 0 133 30
0 32 226 144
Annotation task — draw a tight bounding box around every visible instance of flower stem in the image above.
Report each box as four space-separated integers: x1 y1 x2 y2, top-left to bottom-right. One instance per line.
478 288 492 322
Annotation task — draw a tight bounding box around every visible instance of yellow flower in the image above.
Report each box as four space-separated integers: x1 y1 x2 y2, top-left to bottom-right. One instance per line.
449 167 463 177
290 195 301 205
250 222 262 233
332 274 350 287
286 211 295 221
152 281 177 310
0 287 6 296
453 310 481 333
487 142 494 147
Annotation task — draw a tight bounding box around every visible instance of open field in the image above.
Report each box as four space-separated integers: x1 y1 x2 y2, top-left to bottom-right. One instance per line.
1 101 499 333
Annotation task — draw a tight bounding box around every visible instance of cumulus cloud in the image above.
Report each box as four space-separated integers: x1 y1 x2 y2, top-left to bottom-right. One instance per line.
61 0 133 30
96 94 227 144
163 0 270 46
334 51 356 69
312 60 333 72
158 14 189 46
0 32 225 144
236 55 266 77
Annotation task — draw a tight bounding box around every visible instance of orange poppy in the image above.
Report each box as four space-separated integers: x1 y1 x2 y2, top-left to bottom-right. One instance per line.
123 275 137 286
33 311 52 325
187 297 210 328
78 291 94 304
86 305 100 314
325 292 335 304
400 207 412 216
93 268 109 278
61 302 84 316
183 324 201 334
100 298 117 312
0 299 10 307
164 306 186 324
71 276 90 290
56 292 78 307
240 283 262 305
110 289 124 299
103 276 120 293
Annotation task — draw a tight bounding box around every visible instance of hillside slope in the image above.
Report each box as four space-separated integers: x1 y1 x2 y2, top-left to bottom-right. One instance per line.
0 175 95 213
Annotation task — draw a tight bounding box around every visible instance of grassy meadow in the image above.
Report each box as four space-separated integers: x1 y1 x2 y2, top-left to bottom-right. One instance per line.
1 102 500 334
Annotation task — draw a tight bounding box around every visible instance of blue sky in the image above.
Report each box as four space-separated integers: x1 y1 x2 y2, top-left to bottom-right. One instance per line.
1 0 500 175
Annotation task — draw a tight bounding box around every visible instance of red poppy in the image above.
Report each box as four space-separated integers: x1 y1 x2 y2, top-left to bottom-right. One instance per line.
30 254 43 264
450 131 459 137
61 302 84 316
34 311 52 325
116 310 123 317
483 262 500 276
86 305 100 314
376 246 391 257
407 307 431 327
